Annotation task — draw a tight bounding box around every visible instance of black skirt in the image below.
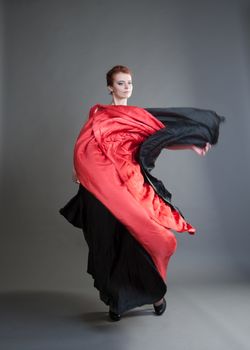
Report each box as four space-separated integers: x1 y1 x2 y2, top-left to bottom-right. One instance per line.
59 184 166 315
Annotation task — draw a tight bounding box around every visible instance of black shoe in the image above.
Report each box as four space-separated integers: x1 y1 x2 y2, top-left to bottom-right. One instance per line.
153 297 166 315
109 308 121 321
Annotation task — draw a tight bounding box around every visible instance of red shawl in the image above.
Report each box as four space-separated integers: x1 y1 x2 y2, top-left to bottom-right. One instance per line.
73 104 195 280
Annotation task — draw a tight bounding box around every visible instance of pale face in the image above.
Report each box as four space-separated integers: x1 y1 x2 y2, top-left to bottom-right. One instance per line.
108 72 133 99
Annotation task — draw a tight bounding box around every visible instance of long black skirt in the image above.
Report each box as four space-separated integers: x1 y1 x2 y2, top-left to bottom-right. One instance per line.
59 184 167 315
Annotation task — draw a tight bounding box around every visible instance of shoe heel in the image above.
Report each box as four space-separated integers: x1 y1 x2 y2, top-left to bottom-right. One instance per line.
153 297 166 315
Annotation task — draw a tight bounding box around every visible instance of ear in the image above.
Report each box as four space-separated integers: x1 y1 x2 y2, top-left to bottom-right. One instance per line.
107 86 113 93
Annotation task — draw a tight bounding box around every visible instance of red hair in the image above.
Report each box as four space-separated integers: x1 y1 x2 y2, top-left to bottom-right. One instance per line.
106 65 133 87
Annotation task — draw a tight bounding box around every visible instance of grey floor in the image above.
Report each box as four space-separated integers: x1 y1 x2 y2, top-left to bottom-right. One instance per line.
1 281 250 350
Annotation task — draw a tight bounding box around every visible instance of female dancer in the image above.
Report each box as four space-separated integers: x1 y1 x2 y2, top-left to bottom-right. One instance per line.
60 65 222 321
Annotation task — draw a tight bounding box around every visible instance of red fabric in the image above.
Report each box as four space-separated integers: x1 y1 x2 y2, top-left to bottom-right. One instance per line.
74 104 195 280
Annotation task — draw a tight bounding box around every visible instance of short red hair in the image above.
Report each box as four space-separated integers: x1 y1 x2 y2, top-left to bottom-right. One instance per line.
106 65 133 87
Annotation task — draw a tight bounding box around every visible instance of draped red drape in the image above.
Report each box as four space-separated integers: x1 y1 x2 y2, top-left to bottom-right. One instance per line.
74 104 195 280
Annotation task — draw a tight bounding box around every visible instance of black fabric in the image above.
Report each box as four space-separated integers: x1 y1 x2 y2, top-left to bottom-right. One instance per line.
138 107 225 215
60 185 166 314
59 106 225 314
145 107 225 146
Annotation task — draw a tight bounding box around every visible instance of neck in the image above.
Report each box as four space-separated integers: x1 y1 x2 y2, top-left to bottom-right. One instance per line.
111 96 128 106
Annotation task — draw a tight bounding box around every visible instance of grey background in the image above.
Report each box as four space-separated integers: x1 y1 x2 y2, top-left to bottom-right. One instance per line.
1 1 250 349
1 0 250 291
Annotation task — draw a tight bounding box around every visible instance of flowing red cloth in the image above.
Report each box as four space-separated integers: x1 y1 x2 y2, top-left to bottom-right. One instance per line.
74 104 195 280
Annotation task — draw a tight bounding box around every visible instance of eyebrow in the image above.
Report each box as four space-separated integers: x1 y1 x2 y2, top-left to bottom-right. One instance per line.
117 80 132 82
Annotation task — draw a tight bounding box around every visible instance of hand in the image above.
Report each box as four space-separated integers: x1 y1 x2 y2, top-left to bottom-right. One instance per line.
192 142 211 156
72 167 80 184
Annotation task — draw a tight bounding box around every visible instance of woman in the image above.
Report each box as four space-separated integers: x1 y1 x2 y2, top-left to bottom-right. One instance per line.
60 65 223 321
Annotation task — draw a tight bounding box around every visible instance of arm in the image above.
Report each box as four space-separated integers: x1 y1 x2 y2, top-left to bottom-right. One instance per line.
166 142 211 156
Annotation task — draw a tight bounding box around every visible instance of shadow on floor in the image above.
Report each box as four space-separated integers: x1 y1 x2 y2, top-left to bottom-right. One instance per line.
0 290 157 350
